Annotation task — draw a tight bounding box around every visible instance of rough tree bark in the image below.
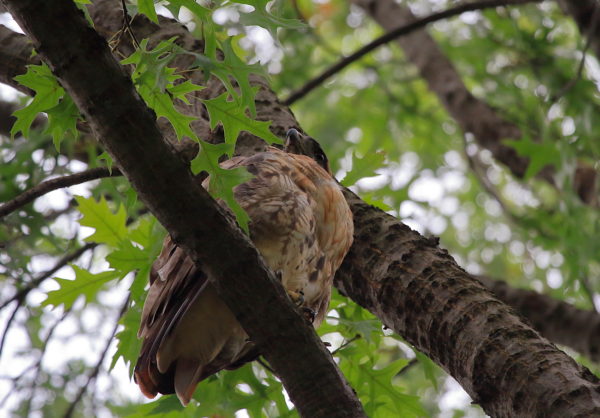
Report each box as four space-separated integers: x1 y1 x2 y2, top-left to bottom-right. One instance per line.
477 275 600 363
0 1 365 417
2 0 600 416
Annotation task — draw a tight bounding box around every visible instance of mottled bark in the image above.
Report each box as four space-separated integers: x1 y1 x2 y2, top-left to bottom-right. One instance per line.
478 275 600 363
2 0 600 416
0 1 365 416
335 190 600 416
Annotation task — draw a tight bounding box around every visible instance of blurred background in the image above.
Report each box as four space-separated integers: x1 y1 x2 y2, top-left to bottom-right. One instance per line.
1 0 599 416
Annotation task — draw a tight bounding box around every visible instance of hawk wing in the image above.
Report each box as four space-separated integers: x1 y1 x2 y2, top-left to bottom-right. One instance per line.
134 140 353 405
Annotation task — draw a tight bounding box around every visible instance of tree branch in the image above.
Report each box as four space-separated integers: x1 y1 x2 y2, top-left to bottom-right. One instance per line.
0 23 36 94
0 242 97 311
284 0 543 106
477 275 600 362
0 167 119 218
335 189 600 416
1 1 366 416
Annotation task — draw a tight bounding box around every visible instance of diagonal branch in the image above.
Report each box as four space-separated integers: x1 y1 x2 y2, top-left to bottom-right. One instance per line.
0 167 119 218
0 242 97 311
477 275 600 362
1 1 366 416
284 0 543 106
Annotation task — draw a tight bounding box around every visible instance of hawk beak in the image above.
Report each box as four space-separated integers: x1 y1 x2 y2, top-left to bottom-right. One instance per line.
286 128 301 147
285 128 303 155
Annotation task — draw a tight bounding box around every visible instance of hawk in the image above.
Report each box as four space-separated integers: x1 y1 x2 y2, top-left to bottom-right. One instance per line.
134 129 354 405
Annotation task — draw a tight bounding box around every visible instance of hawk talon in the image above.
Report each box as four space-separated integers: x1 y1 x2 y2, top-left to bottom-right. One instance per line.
287 289 305 306
302 307 316 323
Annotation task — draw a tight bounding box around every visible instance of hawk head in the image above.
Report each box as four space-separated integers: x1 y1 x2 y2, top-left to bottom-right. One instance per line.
285 128 331 174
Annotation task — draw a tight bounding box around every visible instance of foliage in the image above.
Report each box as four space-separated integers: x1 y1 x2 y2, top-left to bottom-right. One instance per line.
1 0 599 417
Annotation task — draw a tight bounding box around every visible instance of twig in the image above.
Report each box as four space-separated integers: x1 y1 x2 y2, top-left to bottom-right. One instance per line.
550 0 600 101
0 242 98 311
20 309 71 416
0 302 21 360
331 334 361 355
62 296 129 418
121 0 140 49
396 358 418 377
0 167 120 219
283 0 543 105
257 357 276 374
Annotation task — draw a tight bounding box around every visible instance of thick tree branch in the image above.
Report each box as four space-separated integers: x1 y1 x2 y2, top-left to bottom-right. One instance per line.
477 275 600 363
0 23 36 94
284 0 543 106
335 189 600 416
1 1 365 416
0 167 119 218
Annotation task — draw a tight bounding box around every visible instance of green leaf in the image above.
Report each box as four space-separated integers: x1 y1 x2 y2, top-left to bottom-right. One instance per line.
110 301 142 376
43 265 120 309
211 39 264 117
76 195 128 247
167 80 204 104
122 38 200 141
415 351 439 391
44 95 80 151
234 0 305 39
106 241 150 273
165 0 210 21
504 136 563 180
203 92 281 151
341 150 387 187
98 151 114 173
139 83 198 140
11 64 64 139
138 0 158 23
191 141 253 232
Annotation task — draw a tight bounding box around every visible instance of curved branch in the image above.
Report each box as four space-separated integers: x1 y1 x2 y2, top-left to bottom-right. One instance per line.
0 167 119 218
283 0 543 106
